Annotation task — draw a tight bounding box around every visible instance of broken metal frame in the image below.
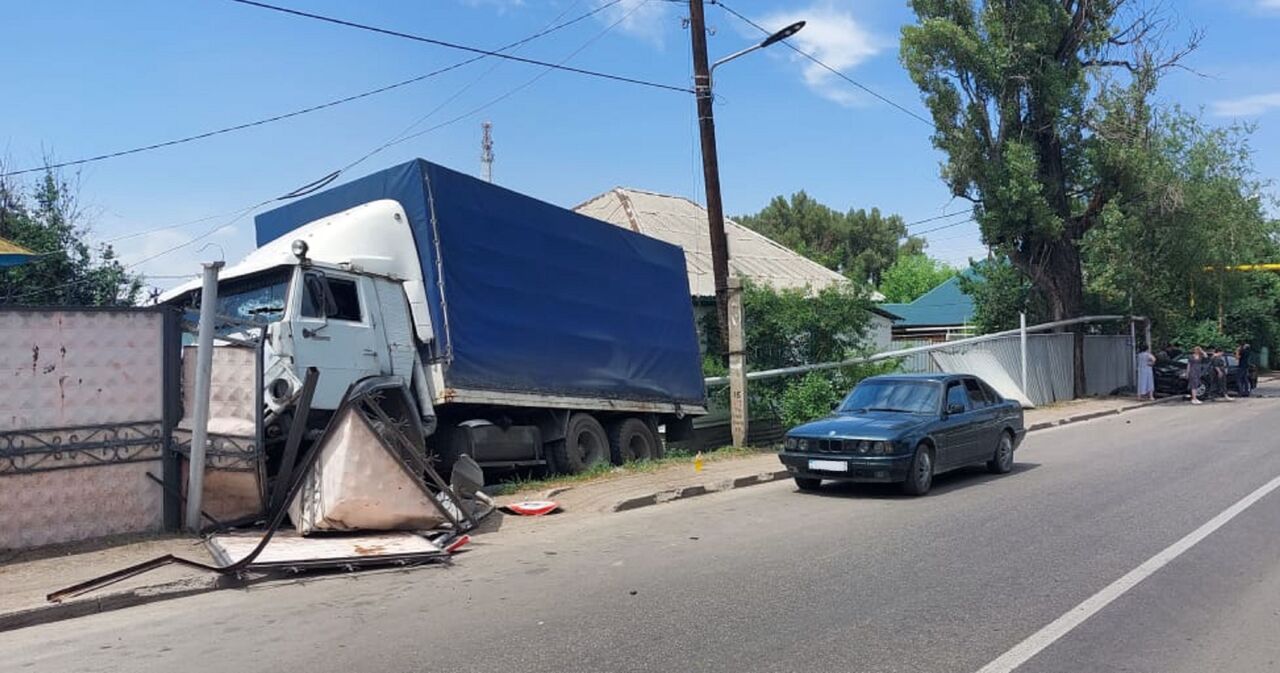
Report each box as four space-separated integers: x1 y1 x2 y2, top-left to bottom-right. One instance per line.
47 375 460 604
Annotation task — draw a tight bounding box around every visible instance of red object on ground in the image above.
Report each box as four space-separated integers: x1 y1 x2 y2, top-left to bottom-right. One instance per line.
445 535 471 553
502 500 561 516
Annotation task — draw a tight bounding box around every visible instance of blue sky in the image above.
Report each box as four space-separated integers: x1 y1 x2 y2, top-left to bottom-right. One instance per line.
2 0 1277 289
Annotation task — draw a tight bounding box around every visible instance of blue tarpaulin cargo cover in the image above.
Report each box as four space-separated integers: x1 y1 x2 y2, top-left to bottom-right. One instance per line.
256 159 706 407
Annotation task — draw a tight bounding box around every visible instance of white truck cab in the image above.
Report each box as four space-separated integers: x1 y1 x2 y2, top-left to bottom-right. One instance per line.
162 200 434 419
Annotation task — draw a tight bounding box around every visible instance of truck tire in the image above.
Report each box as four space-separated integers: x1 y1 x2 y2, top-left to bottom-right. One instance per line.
552 413 610 474
645 417 666 460
608 417 659 464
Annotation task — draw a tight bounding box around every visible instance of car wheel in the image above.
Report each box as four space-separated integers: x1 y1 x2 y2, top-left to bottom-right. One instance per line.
794 476 822 491
987 432 1014 474
901 444 933 496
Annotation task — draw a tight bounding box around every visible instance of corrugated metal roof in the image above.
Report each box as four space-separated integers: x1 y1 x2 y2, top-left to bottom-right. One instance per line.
878 273 975 327
575 188 849 298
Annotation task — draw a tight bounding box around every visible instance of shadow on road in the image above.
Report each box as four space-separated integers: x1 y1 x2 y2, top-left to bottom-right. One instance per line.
794 462 1043 500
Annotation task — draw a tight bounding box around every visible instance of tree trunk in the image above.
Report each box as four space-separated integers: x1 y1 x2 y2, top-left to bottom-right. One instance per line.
1035 243 1089 398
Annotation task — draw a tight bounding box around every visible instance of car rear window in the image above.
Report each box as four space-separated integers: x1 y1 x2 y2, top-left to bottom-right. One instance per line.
964 379 990 408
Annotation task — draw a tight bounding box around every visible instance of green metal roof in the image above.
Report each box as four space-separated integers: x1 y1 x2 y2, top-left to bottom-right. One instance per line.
878 273 975 328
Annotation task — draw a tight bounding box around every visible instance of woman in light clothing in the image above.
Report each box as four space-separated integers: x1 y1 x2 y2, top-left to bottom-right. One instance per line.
1136 344 1156 400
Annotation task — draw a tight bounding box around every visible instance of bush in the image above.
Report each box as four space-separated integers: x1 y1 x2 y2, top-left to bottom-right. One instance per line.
779 372 840 427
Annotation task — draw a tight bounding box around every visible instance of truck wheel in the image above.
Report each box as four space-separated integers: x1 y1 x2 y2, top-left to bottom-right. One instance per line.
645 417 666 460
608 418 659 464
552 413 610 474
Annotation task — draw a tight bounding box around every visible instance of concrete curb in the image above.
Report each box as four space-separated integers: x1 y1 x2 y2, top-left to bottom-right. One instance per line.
611 469 790 512
0 575 233 634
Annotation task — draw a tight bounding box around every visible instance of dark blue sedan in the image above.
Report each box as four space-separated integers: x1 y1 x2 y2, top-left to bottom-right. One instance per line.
778 374 1026 495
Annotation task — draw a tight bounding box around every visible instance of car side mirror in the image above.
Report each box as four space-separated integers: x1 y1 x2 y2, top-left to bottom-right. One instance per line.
946 403 965 416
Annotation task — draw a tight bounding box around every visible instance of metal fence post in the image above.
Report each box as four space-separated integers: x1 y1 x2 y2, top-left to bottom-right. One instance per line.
1020 312 1028 398
185 261 223 531
160 307 183 531
727 277 747 448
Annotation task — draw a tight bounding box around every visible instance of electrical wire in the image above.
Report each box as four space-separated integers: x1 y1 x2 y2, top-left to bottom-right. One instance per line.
226 0 692 94
4 1 655 300
711 0 935 127
905 209 971 229
0 1 625 178
911 217 976 236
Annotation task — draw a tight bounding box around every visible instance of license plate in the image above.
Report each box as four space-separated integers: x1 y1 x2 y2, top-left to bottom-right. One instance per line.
808 459 848 472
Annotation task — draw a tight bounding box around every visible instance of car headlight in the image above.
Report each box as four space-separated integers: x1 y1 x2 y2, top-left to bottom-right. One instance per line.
798 438 810 451
855 440 871 454
873 441 894 455
785 437 797 450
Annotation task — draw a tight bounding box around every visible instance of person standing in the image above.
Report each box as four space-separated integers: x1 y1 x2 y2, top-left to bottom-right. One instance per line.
1236 342 1253 397
1210 347 1232 401
1136 343 1156 400
1188 347 1205 405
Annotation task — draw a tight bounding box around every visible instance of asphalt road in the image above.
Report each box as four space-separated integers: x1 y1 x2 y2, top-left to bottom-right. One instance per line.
4 386 1280 673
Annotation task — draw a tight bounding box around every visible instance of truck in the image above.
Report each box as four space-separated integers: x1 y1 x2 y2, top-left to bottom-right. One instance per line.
161 159 706 477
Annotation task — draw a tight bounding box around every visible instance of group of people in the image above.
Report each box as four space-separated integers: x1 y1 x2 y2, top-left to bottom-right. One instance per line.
1134 342 1254 404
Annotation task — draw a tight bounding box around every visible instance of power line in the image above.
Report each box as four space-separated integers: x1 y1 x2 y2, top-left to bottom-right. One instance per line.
0 1 623 178
712 1 935 127
346 0 653 169
226 0 692 94
6 1 650 299
905 209 971 229
913 217 976 236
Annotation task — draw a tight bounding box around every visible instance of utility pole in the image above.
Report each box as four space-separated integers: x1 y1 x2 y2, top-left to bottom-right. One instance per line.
186 260 223 531
481 121 494 183
688 0 731 354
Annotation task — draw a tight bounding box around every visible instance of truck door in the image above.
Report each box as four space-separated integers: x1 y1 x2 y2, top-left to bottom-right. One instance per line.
291 270 388 409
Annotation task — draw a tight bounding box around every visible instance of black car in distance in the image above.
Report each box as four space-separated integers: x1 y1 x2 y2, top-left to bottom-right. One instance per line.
778 374 1026 496
1153 354 1258 398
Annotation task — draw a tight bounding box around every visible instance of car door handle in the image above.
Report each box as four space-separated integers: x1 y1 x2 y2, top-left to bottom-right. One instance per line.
362 348 378 357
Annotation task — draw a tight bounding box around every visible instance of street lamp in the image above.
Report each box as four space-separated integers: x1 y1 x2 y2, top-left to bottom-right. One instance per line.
712 21 806 75
688 0 804 355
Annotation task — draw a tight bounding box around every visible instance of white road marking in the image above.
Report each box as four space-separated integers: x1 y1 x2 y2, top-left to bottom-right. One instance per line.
975 473 1280 673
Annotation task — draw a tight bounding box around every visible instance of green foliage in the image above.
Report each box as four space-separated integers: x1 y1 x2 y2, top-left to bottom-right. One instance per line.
0 170 142 306
898 0 1194 392
735 191 924 285
957 258 1048 334
879 253 958 303
702 282 891 426
779 372 839 428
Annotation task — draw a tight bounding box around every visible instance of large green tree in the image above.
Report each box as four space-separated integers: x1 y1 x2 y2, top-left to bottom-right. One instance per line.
879 253 957 303
736 191 924 285
0 170 142 306
900 0 1199 393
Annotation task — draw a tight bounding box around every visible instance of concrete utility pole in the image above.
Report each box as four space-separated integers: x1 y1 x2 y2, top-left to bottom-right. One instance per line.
727 277 747 447
481 121 494 183
688 0 731 353
688 5 804 353
185 260 223 531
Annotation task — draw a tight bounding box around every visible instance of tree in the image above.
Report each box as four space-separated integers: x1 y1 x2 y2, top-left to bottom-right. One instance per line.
0 169 142 306
879 253 957 303
736 192 924 285
900 0 1200 394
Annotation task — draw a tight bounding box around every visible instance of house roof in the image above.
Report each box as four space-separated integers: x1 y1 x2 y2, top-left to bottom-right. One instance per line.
878 273 975 327
0 237 34 267
574 188 849 298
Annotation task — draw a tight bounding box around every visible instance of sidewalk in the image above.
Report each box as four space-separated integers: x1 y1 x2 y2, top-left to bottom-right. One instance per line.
0 393 1172 632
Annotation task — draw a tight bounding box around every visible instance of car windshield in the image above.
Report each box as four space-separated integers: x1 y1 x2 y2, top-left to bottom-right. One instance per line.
838 380 941 414
183 269 292 326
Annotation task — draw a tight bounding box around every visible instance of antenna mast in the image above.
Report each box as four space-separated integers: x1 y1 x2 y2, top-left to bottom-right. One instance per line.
481 121 494 183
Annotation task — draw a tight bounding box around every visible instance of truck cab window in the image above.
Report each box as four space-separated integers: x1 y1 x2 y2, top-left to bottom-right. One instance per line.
302 274 362 321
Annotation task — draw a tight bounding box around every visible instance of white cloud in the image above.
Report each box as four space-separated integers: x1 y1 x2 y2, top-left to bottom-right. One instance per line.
595 0 673 47
754 3 884 107
1211 92 1280 117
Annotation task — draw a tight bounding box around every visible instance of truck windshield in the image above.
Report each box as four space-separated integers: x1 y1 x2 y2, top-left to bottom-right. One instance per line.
202 269 292 325
838 380 941 414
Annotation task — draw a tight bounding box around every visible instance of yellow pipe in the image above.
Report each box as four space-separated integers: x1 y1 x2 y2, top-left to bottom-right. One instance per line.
1201 263 1280 272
